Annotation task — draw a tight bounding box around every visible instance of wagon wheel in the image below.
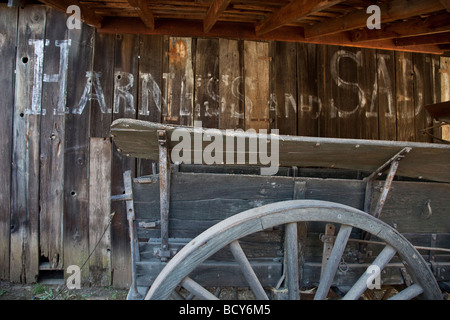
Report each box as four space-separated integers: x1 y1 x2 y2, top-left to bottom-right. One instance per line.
145 200 442 300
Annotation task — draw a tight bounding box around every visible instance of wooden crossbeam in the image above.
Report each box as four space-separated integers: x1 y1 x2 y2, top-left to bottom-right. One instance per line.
440 0 450 11
203 0 230 33
98 17 444 54
255 0 343 36
38 0 102 27
394 31 450 46
37 0 65 11
350 12 450 42
304 0 446 39
127 0 155 30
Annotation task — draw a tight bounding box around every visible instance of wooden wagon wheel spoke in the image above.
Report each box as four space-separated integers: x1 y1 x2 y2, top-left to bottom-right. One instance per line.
343 245 397 300
180 277 219 300
388 283 424 300
314 224 352 300
144 200 442 300
285 222 300 300
229 240 269 300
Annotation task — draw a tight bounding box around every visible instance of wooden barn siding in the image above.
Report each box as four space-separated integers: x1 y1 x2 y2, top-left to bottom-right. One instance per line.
0 5 443 287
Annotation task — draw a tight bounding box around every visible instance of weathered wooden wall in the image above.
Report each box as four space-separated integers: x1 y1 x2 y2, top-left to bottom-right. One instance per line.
0 4 445 288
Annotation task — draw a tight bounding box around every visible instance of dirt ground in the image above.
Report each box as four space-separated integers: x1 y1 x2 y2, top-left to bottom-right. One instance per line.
1 280 448 300
0 281 129 300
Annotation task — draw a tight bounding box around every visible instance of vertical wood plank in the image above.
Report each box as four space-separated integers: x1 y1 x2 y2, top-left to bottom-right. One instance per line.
377 50 397 141
335 46 361 139
359 48 379 140
0 5 17 280
430 55 441 143
164 37 194 126
297 43 319 137
88 137 112 286
318 45 339 138
139 34 163 124
219 39 244 130
441 57 450 141
413 53 433 143
39 7 68 270
89 32 115 139
194 38 219 129
63 23 95 285
110 33 139 288
138 34 163 176
10 5 46 283
270 41 297 135
244 41 270 131
395 51 415 142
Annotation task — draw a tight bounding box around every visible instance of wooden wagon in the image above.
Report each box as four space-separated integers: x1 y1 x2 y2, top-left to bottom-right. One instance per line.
110 118 450 300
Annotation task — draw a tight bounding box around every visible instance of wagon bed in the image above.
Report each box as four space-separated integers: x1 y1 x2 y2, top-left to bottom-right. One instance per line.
110 119 450 300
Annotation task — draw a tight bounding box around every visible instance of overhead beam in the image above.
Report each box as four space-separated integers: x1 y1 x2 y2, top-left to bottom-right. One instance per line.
255 0 343 36
350 12 450 42
394 31 450 46
203 0 231 33
127 0 155 30
37 0 65 11
304 0 446 39
38 0 102 27
98 17 444 54
440 0 450 11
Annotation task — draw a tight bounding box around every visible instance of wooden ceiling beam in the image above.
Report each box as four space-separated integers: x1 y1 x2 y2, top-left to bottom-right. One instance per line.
255 0 343 36
38 0 102 27
203 0 231 33
440 0 450 11
98 17 444 54
127 0 155 29
394 31 450 46
304 0 446 39
350 12 450 42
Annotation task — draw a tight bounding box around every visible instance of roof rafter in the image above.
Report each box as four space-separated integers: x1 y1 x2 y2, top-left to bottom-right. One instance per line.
440 0 450 11
203 0 231 33
127 0 155 30
38 0 102 28
98 17 444 54
255 0 343 36
304 0 446 39
350 12 450 42
394 31 450 46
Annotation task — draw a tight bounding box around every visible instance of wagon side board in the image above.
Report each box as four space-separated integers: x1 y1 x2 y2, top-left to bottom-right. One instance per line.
111 119 450 184
125 169 450 299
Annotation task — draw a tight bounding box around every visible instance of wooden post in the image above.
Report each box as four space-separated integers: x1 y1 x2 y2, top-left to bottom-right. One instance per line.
0 5 17 281
88 137 112 286
110 33 139 288
63 22 95 285
39 7 67 271
10 5 46 283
